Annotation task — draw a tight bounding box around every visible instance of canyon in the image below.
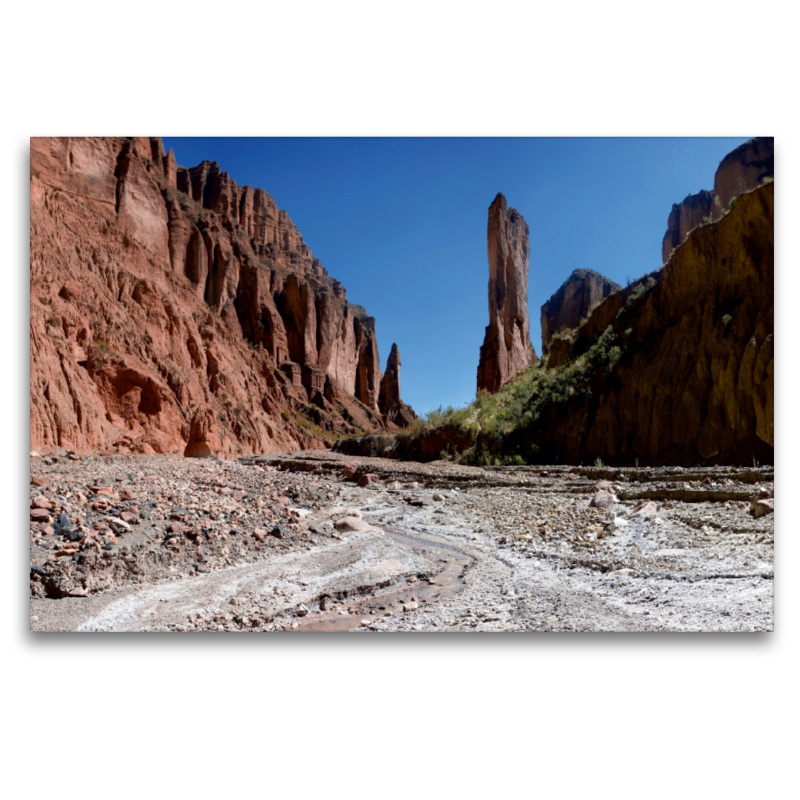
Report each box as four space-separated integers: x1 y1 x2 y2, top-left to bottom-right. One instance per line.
29 137 774 633
30 137 414 459
336 137 774 468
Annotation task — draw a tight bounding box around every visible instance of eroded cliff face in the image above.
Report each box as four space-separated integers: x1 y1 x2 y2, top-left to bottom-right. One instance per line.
532 181 774 465
30 137 412 456
661 190 714 265
540 269 620 355
477 193 537 394
662 137 773 264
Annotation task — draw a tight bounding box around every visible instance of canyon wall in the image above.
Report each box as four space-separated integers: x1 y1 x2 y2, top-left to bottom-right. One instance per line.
30 137 413 457
662 137 773 264
477 194 537 393
540 269 620 355
529 180 774 465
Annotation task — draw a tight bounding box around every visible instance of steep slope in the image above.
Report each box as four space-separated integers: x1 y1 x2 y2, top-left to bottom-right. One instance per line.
30 137 413 456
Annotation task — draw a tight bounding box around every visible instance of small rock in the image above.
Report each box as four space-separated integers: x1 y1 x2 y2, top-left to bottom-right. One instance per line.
30 476 49 488
625 501 658 519
432 493 445 502
296 604 308 617
229 598 238 606
106 517 132 533
334 516 380 533
342 462 360 481
167 522 185 534
357 473 379 488
752 498 774 518
30 508 50 522
54 512 72 532
403 601 419 612
269 524 285 539
589 490 616 509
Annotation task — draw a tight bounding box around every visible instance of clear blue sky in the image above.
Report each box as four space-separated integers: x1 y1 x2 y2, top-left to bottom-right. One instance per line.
163 137 751 416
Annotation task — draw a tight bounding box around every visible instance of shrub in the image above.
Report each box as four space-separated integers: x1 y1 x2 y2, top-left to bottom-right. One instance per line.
722 314 733 327
46 315 61 327
281 410 290 421
38 297 50 305
594 457 605 467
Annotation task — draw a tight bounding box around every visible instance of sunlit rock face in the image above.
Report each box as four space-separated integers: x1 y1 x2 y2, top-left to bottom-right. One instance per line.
30 137 414 456
477 193 537 394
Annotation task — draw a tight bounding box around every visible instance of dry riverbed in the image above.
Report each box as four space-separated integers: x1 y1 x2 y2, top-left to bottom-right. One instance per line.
29 450 774 632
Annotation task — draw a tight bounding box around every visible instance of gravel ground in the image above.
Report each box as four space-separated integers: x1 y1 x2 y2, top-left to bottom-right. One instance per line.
29 450 774 632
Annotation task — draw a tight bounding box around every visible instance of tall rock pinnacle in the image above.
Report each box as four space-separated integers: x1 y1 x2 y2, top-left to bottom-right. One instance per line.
379 343 402 412
378 344 417 428
477 194 537 394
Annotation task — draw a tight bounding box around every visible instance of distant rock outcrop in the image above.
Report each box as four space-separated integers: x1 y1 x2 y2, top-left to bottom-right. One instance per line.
661 190 714 265
662 137 773 264
379 344 417 428
540 269 620 355
30 137 415 456
477 194 537 394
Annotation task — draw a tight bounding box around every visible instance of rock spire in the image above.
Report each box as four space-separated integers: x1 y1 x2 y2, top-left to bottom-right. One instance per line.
477 193 537 394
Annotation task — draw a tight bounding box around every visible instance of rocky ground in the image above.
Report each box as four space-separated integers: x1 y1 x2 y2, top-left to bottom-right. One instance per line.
29 450 774 632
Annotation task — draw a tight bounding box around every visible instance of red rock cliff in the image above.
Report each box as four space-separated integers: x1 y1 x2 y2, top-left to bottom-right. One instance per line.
477 194 537 394
30 137 413 456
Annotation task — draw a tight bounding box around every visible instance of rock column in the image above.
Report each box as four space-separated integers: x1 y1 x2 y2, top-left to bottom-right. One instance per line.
477 193 537 394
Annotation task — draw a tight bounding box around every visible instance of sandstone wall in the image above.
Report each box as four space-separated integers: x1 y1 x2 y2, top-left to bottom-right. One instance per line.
30 137 412 456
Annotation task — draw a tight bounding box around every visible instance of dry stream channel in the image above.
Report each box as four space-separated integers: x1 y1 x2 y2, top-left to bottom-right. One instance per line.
30 452 774 632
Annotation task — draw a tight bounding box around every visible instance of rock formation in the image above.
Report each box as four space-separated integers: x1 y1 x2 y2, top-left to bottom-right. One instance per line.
540 269 620 355
379 344 417 428
477 194 537 394
661 190 714 265
530 179 774 465
30 137 414 456
662 137 773 264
